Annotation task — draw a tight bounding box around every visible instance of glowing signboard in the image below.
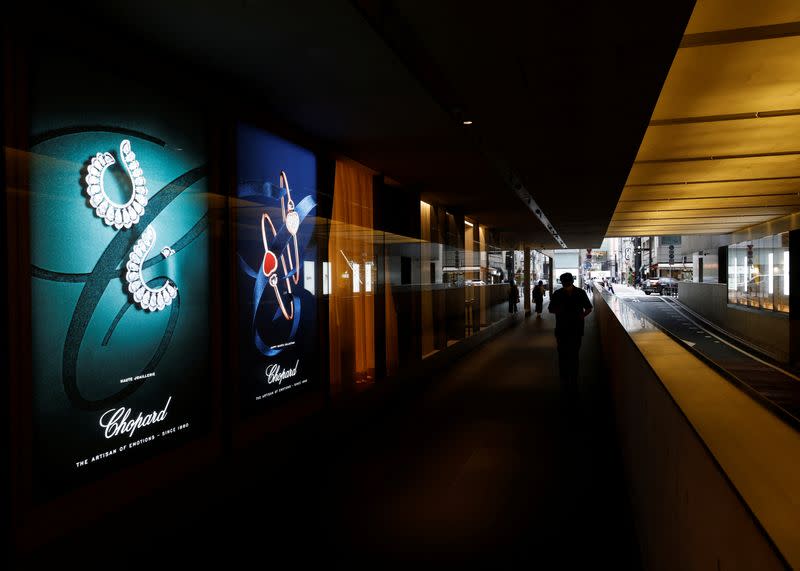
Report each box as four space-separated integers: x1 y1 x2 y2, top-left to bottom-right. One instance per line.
29 61 211 497
236 124 319 411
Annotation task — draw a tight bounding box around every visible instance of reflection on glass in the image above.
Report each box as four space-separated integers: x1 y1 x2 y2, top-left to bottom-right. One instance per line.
727 233 789 313
353 263 361 293
322 261 330 295
785 251 790 296
329 159 376 393
743 257 747 293
768 253 774 295
304 260 315 295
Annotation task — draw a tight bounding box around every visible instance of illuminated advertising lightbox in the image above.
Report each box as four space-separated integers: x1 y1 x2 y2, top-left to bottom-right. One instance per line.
236 124 319 412
29 61 211 497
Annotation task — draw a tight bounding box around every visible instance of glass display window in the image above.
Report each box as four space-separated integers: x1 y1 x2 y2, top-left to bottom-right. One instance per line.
727 233 789 313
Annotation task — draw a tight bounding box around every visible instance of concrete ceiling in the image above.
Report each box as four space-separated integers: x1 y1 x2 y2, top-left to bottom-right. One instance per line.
25 0 692 248
608 0 800 238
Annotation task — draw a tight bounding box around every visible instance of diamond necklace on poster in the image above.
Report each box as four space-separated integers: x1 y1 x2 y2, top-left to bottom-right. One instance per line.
84 139 180 312
29 125 208 415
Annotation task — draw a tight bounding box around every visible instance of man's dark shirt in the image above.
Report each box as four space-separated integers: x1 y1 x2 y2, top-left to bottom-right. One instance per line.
548 286 592 337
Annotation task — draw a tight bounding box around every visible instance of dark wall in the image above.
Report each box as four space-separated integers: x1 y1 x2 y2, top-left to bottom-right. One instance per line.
373 179 422 378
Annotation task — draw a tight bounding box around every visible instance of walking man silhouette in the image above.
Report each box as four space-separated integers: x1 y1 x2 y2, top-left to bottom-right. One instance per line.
508 279 519 314
533 280 545 317
548 272 593 397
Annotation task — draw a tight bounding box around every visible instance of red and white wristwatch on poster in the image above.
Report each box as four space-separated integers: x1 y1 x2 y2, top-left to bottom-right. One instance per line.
279 170 301 285
261 210 294 321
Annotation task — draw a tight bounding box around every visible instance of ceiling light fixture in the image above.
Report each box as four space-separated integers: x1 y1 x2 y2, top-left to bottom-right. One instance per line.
463 120 473 125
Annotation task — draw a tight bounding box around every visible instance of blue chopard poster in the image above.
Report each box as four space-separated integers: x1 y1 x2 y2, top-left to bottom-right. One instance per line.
236 123 319 414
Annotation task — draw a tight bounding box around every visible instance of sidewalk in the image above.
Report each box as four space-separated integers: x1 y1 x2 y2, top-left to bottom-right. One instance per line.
609 283 647 298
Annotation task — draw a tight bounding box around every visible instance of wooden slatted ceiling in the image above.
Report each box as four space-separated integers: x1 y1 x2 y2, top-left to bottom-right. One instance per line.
607 0 800 237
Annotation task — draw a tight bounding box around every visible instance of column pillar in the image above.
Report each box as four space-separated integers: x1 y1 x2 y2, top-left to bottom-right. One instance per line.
524 246 531 316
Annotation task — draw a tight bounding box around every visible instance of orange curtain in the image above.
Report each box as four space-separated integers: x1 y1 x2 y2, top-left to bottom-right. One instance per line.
420 201 435 357
329 160 375 394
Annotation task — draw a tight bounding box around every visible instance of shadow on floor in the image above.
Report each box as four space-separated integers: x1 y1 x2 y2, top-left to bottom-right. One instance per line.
18 308 640 569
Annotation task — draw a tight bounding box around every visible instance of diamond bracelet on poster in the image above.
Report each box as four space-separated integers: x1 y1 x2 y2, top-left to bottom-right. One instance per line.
236 123 319 412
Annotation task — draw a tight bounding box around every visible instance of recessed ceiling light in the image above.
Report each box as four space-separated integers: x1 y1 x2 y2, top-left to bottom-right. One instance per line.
463 120 473 125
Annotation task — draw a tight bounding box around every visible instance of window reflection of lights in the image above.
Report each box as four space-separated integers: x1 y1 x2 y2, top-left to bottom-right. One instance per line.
768 253 774 294
353 264 360 293
304 261 315 295
743 258 747 292
785 251 790 296
365 262 373 293
322 262 330 295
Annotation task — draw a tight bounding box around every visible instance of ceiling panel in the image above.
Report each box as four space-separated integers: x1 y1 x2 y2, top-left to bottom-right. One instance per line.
612 206 796 220
637 115 800 161
627 154 800 185
652 36 800 120
609 217 774 229
609 223 748 233
621 178 800 201
616 194 800 212
684 0 800 34
609 1 800 239
607 227 744 237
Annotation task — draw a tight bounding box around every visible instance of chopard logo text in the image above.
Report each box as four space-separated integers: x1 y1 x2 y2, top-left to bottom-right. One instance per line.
99 396 172 439
265 360 300 385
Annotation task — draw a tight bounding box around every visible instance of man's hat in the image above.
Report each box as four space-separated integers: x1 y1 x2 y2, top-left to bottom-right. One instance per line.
560 272 574 284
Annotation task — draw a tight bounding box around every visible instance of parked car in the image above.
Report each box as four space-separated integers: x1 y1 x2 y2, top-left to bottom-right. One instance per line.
643 277 679 295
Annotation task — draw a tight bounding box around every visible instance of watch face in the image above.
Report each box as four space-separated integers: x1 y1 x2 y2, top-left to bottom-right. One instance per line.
285 209 300 236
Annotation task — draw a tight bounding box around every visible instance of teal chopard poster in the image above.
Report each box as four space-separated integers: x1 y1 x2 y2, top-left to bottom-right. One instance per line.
29 60 211 498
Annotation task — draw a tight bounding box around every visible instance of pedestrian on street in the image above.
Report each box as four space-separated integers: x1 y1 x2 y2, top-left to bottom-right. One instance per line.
548 272 593 398
508 279 519 314
533 280 545 317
